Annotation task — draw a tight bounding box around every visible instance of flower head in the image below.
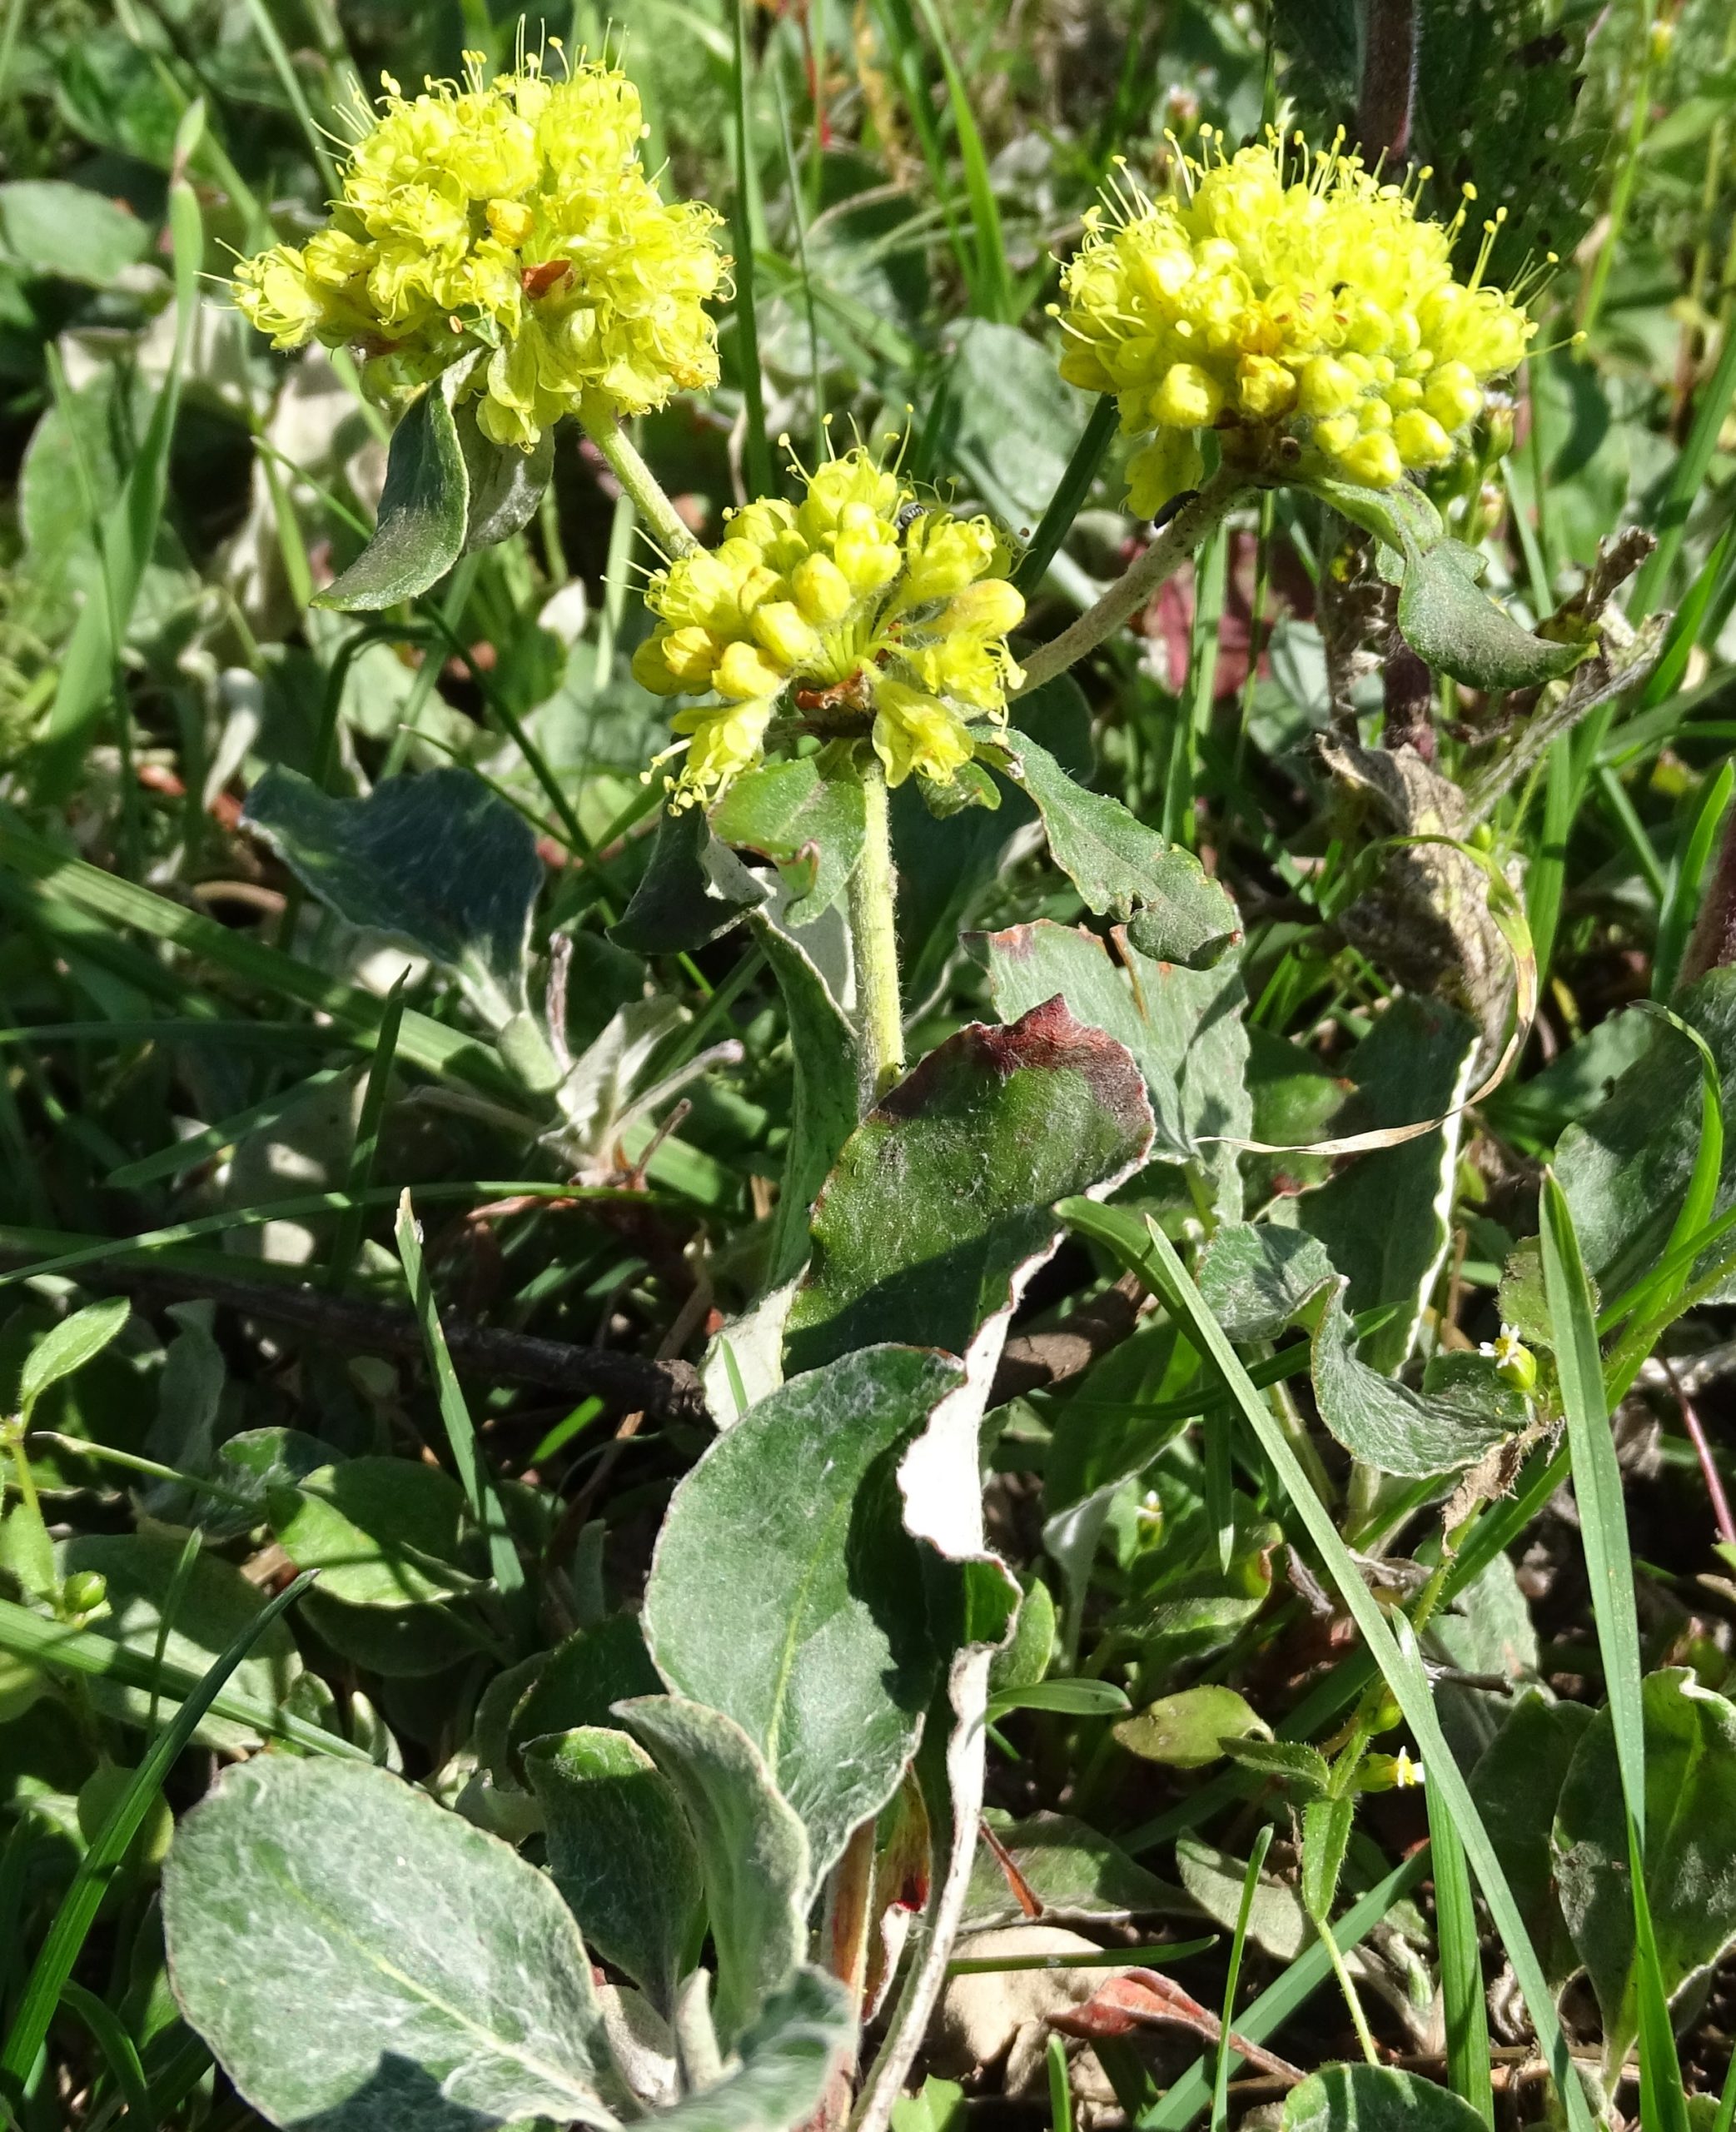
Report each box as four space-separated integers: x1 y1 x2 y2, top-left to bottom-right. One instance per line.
231 45 727 446
1479 1324 1538 1393
1055 128 1543 503
634 444 1025 805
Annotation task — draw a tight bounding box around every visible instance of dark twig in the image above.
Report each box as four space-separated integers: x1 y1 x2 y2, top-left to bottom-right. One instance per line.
11 1256 709 1423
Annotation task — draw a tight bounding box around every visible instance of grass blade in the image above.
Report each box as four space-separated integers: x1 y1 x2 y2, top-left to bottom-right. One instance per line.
1142 1848 1432 2130
396 1191 528 1621
1062 1198 1597 2132
0 1570 319 2094
1629 1817 1692 2132
37 131 202 804
1426 1781 1493 2125
1540 1176 1646 1823
1013 396 1119 596
327 971 407 1290
1210 1822 1272 2130
905 0 1012 320
729 0 773 496
1655 759 1734 999
0 1593 366 1762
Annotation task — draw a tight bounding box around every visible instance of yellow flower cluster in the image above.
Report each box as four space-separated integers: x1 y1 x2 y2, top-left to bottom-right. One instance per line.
1056 130 1540 506
231 48 726 447
632 447 1025 804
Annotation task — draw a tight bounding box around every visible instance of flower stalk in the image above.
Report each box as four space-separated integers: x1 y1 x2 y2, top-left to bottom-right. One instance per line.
1013 466 1251 696
579 400 700 560
848 754 905 1100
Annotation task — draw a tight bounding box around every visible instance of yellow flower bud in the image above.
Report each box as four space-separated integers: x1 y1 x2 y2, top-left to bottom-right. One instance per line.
1310 413 1360 458
833 531 901 596
1149 361 1223 429
1424 360 1483 430
1394 409 1453 467
1236 355 1297 419
630 635 682 695
792 551 854 625
902 516 997 603
713 640 787 701
1335 431 1403 486
659 625 721 685
1298 356 1360 416
670 696 774 803
750 600 818 670
872 680 974 787
939 580 1025 638
485 197 535 247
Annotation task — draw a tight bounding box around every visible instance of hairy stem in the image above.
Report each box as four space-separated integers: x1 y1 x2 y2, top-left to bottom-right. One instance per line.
1012 466 1251 696
579 401 700 561
848 755 905 1101
1355 0 1419 164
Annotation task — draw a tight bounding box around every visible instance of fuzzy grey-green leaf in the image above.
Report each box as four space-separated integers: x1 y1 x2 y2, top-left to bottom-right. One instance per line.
162 1756 623 2132
644 1344 958 1887
316 381 469 610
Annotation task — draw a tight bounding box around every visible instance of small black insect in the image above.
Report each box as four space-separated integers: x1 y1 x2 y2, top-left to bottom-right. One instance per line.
895 501 928 531
1150 488 1200 532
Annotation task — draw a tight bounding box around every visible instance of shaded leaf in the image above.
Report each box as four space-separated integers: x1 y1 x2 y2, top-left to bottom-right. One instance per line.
317 380 469 611
456 401 554 555
784 997 1154 1376
752 909 862 1288
997 736 1240 968
715 758 867 926
269 1459 480 1610
609 804 769 955
982 919 1249 1215
1553 1668 1736 2065
644 1345 960 1887
523 1726 704 2014
1311 1284 1519 1478
509 1615 663 1761
617 1694 810 2053
0 180 150 286
244 767 541 1027
163 1756 621 2131
964 1811 1187 1928
1196 1223 1336 1343
1470 1691 1594 1986
1281 2063 1491 2131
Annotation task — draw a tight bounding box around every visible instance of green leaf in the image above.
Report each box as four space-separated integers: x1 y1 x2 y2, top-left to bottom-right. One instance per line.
1552 1669 1736 2067
57 1531 303 1754
609 804 769 955
1221 1736 1334 1796
509 1614 664 1762
316 381 469 611
162 1756 623 2131
1558 969 1736 1307
1397 537 1587 692
1310 1283 1521 1478
617 1693 811 2053
964 1811 1186 1928
1303 473 1582 691
269 1459 481 1610
1281 2064 1493 2131
1196 1224 1336 1344
751 909 862 1289
0 1501 56 1601
714 758 868 926
988 1677 1129 1719
1300 1795 1355 1925
987 1577 1056 1697
243 767 542 1029
982 918 1250 1215
645 1344 958 1886
1114 1684 1266 1769
522 1725 704 2014
1293 996 1480 1374
455 400 555 555
0 179 149 286
655 1969 854 2132
997 736 1241 968
1468 1691 1595 1986
784 995 1154 1376
17 1295 132 1417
